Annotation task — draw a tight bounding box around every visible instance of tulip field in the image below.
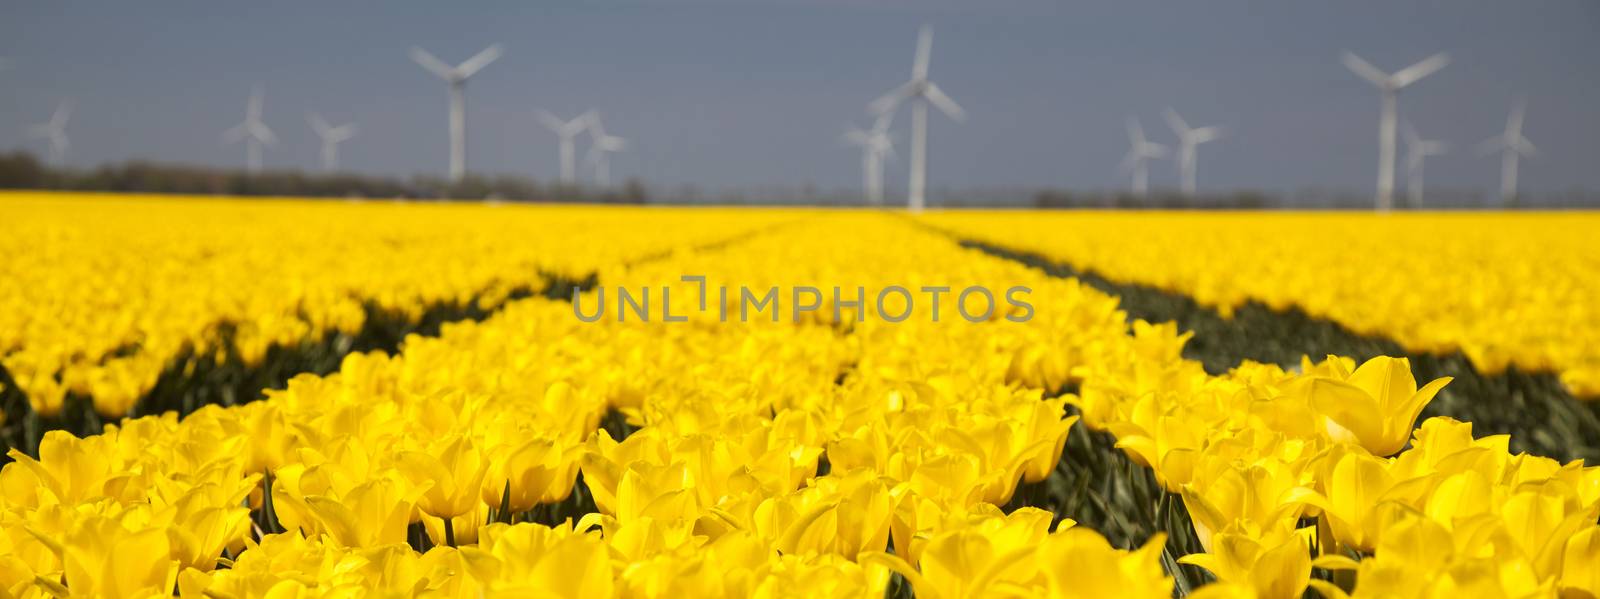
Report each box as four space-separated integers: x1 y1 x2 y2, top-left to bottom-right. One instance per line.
1 192 1598 598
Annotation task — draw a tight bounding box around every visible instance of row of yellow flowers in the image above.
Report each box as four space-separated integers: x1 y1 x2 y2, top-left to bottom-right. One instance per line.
1075 319 1600 597
1 208 1594 597
0 192 799 419
923 211 1600 397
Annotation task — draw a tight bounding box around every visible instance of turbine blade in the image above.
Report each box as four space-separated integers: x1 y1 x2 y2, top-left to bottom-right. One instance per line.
251 122 277 146
1507 98 1526 137
1401 120 1420 146
1126 117 1145 146
869 81 917 115
912 25 933 80
455 43 504 79
222 124 249 144
333 124 358 141
248 85 264 119
1192 126 1224 143
409 47 456 80
1340 51 1391 88
309 113 331 136
1516 137 1537 157
1476 137 1505 155
1141 142 1169 158
53 99 74 127
535 109 567 132
586 113 607 138
871 110 894 133
842 129 870 145
1162 107 1189 136
924 83 965 121
1390 52 1449 88
1118 150 1138 174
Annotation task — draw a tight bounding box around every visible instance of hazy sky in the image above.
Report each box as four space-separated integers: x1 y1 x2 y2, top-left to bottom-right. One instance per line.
2 1 1597 196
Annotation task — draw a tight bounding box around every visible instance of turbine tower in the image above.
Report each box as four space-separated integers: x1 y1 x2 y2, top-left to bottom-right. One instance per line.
1479 98 1537 205
410 44 504 182
308 113 358 172
1401 121 1448 208
537 109 596 186
585 114 627 187
1341 50 1450 212
1120 116 1167 198
29 100 72 166
870 24 964 212
1162 108 1222 198
223 85 276 174
843 113 896 206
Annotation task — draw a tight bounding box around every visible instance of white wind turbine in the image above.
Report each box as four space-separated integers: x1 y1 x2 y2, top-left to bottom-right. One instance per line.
1120 117 1168 198
843 113 896 206
537 109 596 186
1479 99 1537 205
29 99 72 166
409 44 504 182
584 114 627 187
223 85 276 174
1162 108 1223 198
1401 121 1448 208
869 24 964 212
1341 50 1450 212
308 114 358 172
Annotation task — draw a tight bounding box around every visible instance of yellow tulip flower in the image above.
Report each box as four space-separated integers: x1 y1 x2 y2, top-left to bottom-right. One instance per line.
1179 528 1312 599
396 435 489 524
1296 356 1451 457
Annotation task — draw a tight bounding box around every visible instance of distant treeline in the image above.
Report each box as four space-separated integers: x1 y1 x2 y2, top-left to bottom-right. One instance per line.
2 150 1596 208
0 151 649 204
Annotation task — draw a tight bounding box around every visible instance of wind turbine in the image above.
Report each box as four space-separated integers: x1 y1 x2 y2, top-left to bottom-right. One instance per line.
584 114 627 187
1401 121 1448 208
1120 117 1167 198
843 113 896 206
1162 108 1223 198
308 113 358 172
536 109 595 186
409 44 504 182
1479 98 1536 205
869 24 964 212
223 85 276 174
29 99 72 166
1341 50 1450 212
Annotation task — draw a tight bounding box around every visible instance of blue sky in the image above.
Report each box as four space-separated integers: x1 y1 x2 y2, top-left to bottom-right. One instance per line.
2 1 1597 196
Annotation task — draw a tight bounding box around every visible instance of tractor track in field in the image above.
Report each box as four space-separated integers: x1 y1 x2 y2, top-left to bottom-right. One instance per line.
955 236 1600 465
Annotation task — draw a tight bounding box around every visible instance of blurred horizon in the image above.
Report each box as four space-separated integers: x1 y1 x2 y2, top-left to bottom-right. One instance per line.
2 1 1598 201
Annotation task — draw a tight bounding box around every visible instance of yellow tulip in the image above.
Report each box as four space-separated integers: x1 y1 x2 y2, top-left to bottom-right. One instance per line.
1296 356 1451 457
30 514 177 598
397 435 489 523
1179 529 1312 599
303 478 416 548
1038 528 1172 599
